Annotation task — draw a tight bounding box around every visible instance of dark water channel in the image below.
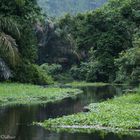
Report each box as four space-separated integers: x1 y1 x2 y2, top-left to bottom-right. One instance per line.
0 85 139 140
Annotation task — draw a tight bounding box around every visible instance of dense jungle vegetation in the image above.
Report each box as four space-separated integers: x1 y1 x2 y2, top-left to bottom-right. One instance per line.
0 0 140 85
38 0 140 85
0 0 53 84
0 0 140 137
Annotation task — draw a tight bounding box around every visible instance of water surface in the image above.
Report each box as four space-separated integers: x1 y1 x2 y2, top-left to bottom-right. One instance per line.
0 85 139 140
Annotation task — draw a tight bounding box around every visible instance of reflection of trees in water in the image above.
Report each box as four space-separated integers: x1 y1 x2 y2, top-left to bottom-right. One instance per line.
0 85 138 140
0 106 40 139
39 131 140 140
82 85 131 102
0 107 19 136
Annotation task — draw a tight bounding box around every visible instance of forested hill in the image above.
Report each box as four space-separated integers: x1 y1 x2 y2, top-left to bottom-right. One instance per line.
37 0 107 17
1 0 140 85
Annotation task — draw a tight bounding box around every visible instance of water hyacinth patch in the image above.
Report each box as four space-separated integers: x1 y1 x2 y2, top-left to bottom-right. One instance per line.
0 83 82 106
41 92 140 135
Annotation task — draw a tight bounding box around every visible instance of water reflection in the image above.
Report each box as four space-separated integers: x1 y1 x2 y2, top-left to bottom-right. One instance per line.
0 85 139 140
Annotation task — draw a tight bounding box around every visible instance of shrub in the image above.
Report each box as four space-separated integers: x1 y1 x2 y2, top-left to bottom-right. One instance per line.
70 63 88 80
40 63 62 75
115 47 140 84
70 61 111 82
13 63 54 85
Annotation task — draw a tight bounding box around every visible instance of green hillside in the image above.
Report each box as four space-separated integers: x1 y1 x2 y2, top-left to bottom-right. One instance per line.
37 0 107 17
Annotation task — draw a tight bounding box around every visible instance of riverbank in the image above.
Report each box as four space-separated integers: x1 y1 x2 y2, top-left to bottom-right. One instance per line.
0 83 82 106
41 90 140 135
66 81 109 87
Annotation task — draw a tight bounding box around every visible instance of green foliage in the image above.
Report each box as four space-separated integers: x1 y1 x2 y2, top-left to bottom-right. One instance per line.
115 47 140 84
54 72 74 83
70 60 115 82
0 16 20 80
40 63 62 75
0 16 20 66
13 62 54 85
37 21 80 68
40 63 74 82
70 63 88 81
1 0 140 84
0 83 82 106
42 92 140 133
15 0 26 7
0 0 49 84
57 0 140 83
115 29 140 84
18 23 38 63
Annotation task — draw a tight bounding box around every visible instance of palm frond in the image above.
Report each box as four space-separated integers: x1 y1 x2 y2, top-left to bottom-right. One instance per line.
0 33 20 66
65 33 82 60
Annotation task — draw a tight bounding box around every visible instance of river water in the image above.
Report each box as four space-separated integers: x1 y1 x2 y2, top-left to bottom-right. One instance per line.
0 85 139 140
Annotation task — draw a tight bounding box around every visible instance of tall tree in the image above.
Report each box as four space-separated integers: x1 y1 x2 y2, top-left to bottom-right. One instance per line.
0 17 20 66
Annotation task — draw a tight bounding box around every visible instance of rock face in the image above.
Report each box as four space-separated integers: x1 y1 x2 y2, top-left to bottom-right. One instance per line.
37 0 107 17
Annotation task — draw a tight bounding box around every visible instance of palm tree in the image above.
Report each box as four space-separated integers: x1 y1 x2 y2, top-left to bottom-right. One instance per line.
0 16 20 79
0 16 20 65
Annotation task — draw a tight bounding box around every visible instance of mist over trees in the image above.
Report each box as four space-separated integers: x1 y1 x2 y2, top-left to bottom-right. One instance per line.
37 0 107 17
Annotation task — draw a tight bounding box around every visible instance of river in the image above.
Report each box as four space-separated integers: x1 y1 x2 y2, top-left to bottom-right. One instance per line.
0 85 139 140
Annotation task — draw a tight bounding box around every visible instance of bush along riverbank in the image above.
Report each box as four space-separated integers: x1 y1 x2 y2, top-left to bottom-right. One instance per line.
40 91 140 135
0 83 82 106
